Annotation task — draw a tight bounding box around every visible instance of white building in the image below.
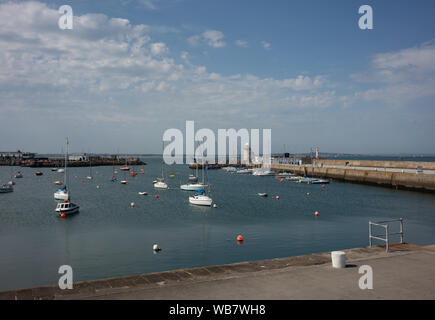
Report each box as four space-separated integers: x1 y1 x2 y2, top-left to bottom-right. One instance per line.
69 153 89 161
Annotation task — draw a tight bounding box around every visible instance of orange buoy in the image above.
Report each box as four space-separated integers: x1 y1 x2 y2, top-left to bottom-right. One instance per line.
315 211 319 217
237 235 244 242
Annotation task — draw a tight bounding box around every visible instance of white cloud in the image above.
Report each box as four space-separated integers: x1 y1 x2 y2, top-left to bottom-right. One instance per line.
187 30 226 48
261 41 271 50
235 39 248 48
150 42 168 56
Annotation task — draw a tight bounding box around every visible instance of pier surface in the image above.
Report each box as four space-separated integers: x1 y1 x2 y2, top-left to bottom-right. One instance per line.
1 243 434 300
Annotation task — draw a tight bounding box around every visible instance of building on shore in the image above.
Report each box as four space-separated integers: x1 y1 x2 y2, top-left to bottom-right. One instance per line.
69 153 89 161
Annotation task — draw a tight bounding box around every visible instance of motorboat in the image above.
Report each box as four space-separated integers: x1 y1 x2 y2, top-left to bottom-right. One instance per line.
0 184 13 193
55 200 79 216
286 176 303 181
14 172 23 178
57 168 65 173
276 172 294 177
189 192 213 206
120 180 128 184
54 181 63 185
138 192 148 195
310 179 330 184
222 166 237 172
257 193 268 197
35 171 43 176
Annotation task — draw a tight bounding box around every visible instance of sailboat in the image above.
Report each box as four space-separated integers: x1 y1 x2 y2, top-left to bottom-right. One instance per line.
120 157 130 171
154 142 168 189
86 156 93 180
54 138 70 200
189 139 212 206
54 138 79 216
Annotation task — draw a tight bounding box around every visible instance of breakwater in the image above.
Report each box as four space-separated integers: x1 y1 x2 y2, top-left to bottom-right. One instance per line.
272 161 435 193
0 158 146 168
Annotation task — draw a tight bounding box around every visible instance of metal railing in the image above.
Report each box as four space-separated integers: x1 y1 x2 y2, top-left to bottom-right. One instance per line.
369 218 404 252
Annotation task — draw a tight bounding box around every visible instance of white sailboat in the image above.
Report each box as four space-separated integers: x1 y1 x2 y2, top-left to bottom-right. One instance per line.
189 139 212 206
154 142 168 189
54 138 70 200
54 138 79 216
180 150 207 191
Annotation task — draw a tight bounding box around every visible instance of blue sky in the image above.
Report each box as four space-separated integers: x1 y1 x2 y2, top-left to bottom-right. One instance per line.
0 0 434 154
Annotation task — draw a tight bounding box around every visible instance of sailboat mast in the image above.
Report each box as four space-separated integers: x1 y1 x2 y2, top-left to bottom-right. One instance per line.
161 141 164 179
65 137 69 194
202 138 205 185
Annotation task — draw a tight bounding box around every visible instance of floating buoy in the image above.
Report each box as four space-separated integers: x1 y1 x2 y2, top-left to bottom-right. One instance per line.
237 235 244 242
276 196 280 200
153 244 161 251
279 178 284 182
307 182 311 185
60 213 66 218
155 195 159 198
111 175 115 178
81 179 84 183
322 185 326 188
213 203 217 208
306 192 310 196
130 202 135 208
315 211 319 217
96 185 100 189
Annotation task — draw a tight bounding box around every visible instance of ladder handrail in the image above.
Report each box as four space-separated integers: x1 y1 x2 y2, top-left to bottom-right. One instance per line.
369 218 404 252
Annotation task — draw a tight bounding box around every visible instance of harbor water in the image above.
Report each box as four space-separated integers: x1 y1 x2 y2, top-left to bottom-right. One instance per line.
1 158 435 291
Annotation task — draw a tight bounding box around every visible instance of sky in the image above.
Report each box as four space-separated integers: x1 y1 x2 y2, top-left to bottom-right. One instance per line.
0 0 434 154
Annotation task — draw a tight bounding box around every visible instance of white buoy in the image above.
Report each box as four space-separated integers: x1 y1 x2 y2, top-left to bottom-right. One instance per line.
96 185 100 189
331 251 346 268
213 203 217 208
153 244 161 251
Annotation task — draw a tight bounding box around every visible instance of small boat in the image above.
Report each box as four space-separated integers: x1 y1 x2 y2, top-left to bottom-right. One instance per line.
138 192 148 195
189 192 213 206
55 200 79 216
188 174 198 182
130 171 138 177
54 181 63 185
180 183 207 191
14 172 23 178
310 179 330 184
54 186 69 200
286 176 303 181
0 184 14 193
252 168 273 176
154 178 168 189
276 172 294 177
120 167 130 171
57 168 65 173
51 168 58 172
236 168 251 174
222 166 237 172
154 142 168 189
35 171 43 176
257 193 268 197
169 173 175 178
120 180 128 184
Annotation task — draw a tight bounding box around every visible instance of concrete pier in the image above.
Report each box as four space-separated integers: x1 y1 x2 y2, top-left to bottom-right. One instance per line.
1 243 434 300
272 160 435 193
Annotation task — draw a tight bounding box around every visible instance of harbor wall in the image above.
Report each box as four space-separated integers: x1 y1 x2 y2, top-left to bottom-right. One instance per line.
271 164 435 193
312 159 435 170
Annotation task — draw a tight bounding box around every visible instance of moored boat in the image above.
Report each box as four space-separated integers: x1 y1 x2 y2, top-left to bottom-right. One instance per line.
0 184 13 193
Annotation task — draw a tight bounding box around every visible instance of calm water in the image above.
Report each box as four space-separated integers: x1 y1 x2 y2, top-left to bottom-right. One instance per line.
1 159 435 291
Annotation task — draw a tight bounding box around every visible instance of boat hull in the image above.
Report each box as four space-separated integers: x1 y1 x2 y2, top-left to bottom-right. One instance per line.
154 181 168 189
180 183 207 191
189 195 212 206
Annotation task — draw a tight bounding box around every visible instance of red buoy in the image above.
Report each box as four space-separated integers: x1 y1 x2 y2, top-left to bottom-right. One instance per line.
276 196 280 200
315 211 319 217
155 195 159 198
237 235 244 242
60 213 66 218
322 185 326 188
307 192 310 196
